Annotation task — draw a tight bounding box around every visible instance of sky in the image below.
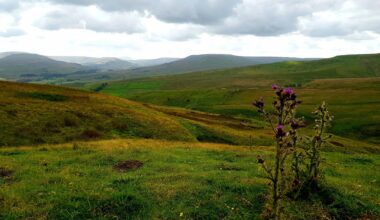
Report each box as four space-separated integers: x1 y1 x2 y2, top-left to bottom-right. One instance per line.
0 0 380 59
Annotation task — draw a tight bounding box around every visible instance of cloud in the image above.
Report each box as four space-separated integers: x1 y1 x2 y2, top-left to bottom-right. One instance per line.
0 0 20 11
34 5 145 33
213 0 346 36
1 0 380 59
46 0 241 25
0 27 24 37
2 0 380 38
0 12 24 37
299 0 380 37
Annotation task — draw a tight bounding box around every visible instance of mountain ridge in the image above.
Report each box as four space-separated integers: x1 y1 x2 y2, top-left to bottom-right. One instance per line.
125 54 319 77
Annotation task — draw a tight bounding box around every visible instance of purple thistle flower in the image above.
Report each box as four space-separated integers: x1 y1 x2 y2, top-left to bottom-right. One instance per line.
276 124 286 138
272 84 279 90
283 87 294 96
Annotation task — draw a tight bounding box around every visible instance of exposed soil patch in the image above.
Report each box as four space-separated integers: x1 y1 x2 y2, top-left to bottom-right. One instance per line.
0 167 14 181
113 160 144 172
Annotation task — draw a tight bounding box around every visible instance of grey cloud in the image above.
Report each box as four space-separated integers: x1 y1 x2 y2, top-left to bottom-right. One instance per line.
46 0 241 25
2 0 380 38
35 6 145 33
213 0 345 36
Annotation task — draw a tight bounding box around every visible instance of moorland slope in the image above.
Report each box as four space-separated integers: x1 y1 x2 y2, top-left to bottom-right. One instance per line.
84 53 380 143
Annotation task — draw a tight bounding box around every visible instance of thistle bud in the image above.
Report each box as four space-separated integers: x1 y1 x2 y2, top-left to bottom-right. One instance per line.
257 155 265 164
291 119 299 130
276 124 286 138
272 84 280 90
252 97 264 109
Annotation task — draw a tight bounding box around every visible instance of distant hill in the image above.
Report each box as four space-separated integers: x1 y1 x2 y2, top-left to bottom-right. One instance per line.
128 57 180 67
52 56 179 69
0 53 82 80
51 56 137 71
50 56 104 64
0 51 24 59
126 54 318 76
0 52 319 83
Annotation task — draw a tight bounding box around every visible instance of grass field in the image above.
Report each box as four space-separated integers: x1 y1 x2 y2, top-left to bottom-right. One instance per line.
0 139 379 219
0 81 276 147
77 54 380 144
1 53 380 219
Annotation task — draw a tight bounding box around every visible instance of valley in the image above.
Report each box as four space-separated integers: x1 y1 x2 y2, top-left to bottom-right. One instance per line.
78 54 380 144
2 1 380 219
0 52 379 219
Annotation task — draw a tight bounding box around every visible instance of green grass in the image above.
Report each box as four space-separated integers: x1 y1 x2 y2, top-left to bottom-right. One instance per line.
0 139 379 219
0 80 287 147
100 81 162 97
0 81 197 146
1 58 380 219
78 54 380 143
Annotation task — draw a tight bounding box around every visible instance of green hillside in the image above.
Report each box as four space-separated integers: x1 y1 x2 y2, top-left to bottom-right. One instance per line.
0 53 82 80
0 79 379 220
124 54 316 78
0 80 280 147
80 53 380 143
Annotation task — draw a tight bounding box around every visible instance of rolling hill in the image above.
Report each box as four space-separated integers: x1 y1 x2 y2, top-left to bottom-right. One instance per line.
0 52 318 84
0 73 379 220
126 54 318 77
51 56 137 70
82 53 380 143
0 80 275 147
0 80 378 219
0 53 83 80
128 57 180 67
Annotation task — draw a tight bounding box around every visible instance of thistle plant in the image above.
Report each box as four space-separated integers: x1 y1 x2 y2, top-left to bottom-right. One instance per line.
306 102 333 184
253 85 333 219
253 85 302 219
289 102 333 199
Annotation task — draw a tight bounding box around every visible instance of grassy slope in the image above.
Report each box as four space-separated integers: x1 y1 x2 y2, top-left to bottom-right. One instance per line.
82 54 380 143
0 139 379 219
0 81 197 146
0 80 282 147
1 80 378 152
0 54 82 79
0 69 379 219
